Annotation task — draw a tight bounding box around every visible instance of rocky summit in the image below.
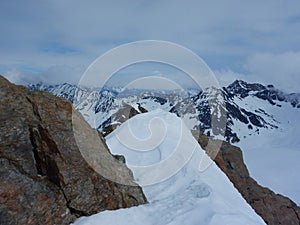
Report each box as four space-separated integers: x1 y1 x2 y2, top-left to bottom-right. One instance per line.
0 76 147 225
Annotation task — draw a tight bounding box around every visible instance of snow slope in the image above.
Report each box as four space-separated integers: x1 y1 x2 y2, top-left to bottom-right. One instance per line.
72 110 265 225
235 97 300 205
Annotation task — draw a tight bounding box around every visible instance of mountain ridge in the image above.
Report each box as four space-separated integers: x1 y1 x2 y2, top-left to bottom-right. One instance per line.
2 75 300 224
28 80 300 143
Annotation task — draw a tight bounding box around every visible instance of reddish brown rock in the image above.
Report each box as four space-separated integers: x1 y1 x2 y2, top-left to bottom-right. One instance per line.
0 76 147 225
192 130 300 225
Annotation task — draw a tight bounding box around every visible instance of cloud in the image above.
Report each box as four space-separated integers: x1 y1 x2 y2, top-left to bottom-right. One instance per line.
0 0 300 90
105 61 200 89
4 65 85 85
214 52 300 92
244 52 300 92
213 69 249 87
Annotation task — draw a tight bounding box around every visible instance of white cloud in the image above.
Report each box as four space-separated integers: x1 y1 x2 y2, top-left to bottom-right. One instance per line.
213 69 249 87
1 0 300 91
244 52 300 92
4 65 85 85
214 52 300 92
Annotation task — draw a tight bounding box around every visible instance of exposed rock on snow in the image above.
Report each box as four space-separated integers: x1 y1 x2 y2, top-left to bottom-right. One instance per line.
0 76 146 225
99 103 147 137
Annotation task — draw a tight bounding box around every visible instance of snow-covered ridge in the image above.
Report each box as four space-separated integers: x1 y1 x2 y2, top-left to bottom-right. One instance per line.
72 110 265 225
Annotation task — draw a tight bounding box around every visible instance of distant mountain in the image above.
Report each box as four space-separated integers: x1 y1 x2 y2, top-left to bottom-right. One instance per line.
29 80 300 143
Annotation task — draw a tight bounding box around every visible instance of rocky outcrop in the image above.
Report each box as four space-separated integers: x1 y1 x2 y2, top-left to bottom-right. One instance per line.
100 104 147 137
192 130 300 225
0 76 147 225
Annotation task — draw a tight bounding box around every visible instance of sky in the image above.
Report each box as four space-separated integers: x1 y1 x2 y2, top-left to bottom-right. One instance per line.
104 62 200 90
0 0 300 92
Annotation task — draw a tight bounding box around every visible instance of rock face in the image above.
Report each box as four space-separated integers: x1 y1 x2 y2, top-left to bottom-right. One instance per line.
100 103 147 137
0 76 147 225
192 130 300 225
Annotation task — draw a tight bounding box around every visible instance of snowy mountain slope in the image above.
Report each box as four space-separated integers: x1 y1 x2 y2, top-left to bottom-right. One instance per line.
171 82 292 143
72 110 265 225
235 98 300 205
29 80 299 145
29 83 79 103
29 83 187 130
29 80 300 205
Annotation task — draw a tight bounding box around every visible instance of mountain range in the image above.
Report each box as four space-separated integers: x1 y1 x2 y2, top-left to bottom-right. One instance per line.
29 80 300 143
29 79 300 209
1 76 299 224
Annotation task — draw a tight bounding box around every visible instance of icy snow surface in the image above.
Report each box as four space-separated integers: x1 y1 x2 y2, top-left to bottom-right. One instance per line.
72 109 265 225
233 97 300 205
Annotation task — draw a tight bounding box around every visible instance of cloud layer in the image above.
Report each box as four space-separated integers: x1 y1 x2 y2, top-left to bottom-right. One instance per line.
1 0 300 91
245 52 300 92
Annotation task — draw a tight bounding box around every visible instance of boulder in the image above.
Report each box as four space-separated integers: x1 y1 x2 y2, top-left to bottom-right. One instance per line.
0 76 147 225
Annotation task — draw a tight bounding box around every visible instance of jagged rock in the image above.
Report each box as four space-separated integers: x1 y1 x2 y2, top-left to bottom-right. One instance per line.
227 80 300 108
0 76 147 225
192 130 300 225
100 104 147 137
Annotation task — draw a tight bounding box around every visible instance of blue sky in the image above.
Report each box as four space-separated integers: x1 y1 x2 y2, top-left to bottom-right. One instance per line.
1 0 300 92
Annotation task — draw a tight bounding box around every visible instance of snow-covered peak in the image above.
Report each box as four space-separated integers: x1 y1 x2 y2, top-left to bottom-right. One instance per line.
29 82 80 103
227 80 266 96
227 80 300 108
28 80 300 143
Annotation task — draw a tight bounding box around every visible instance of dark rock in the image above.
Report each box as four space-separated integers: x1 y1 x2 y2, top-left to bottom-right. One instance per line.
100 104 143 137
0 76 147 225
141 96 167 105
192 130 300 225
137 103 148 113
94 90 115 114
